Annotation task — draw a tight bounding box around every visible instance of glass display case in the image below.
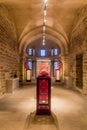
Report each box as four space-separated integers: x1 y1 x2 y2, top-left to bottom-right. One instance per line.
36 71 51 115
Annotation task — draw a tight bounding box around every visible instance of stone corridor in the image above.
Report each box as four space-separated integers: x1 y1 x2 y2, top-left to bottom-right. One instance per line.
0 85 87 130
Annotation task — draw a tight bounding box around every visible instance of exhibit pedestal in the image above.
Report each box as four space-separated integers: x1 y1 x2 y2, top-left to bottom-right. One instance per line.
6 78 19 93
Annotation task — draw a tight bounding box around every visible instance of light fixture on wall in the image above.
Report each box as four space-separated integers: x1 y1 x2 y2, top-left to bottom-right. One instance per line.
42 0 48 46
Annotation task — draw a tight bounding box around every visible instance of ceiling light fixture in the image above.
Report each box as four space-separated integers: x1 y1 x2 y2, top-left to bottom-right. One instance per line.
42 0 48 46
44 0 48 4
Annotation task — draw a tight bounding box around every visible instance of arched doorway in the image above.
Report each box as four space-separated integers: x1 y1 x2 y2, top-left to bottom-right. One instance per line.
21 38 64 83
19 26 69 84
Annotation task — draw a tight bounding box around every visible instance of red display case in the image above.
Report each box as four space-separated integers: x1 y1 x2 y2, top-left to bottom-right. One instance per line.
36 71 51 115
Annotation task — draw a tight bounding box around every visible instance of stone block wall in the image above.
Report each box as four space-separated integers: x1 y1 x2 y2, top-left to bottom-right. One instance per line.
69 37 87 91
69 5 87 94
0 4 19 94
83 42 87 94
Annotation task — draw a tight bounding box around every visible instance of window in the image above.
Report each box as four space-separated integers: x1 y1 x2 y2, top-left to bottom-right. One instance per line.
76 54 83 88
40 49 46 57
29 48 33 55
53 49 58 56
54 61 58 75
54 61 58 70
28 60 32 69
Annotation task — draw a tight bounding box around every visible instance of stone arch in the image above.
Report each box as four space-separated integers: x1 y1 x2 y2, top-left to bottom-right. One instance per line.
19 26 69 56
71 5 87 40
0 3 17 43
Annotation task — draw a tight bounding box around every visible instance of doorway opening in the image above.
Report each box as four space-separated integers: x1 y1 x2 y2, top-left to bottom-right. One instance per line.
76 54 83 89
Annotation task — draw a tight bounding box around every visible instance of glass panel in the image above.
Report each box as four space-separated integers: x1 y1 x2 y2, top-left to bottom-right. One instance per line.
54 61 58 76
28 61 32 69
29 48 33 55
39 79 48 104
54 61 58 69
53 49 58 55
40 49 46 56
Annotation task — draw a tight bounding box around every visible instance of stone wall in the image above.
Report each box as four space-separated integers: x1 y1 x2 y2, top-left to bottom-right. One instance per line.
0 4 19 94
83 41 87 94
69 5 87 94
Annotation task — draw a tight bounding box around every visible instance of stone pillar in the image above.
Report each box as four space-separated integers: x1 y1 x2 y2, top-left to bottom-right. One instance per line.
32 60 36 81
32 61 35 77
63 54 71 86
51 61 54 77
23 58 26 82
50 60 54 82
19 55 26 82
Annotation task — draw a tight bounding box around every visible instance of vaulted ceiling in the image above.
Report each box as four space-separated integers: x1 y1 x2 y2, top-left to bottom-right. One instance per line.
0 0 87 54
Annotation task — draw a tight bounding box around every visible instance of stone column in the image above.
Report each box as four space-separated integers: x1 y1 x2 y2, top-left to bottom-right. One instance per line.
62 54 72 86
19 56 22 82
32 60 36 79
19 55 26 83
23 58 26 82
50 60 54 82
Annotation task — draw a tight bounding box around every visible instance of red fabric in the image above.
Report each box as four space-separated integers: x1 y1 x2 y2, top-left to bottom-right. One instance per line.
39 79 48 101
26 58 31 70
38 71 50 78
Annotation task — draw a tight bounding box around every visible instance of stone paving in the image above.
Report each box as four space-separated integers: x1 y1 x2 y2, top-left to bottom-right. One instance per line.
0 85 87 130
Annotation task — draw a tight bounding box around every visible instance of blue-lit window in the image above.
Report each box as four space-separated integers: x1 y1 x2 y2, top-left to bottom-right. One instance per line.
54 61 58 75
54 61 58 70
29 48 33 55
28 61 32 69
40 49 46 56
53 49 58 56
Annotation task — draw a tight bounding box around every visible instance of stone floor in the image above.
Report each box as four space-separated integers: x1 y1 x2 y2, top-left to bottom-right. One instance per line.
0 84 87 130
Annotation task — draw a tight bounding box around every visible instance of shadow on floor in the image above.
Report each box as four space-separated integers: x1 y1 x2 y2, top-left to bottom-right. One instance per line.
23 111 59 130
